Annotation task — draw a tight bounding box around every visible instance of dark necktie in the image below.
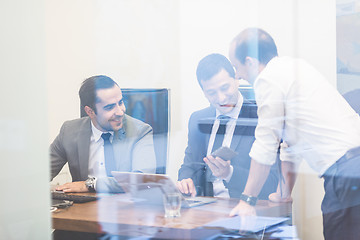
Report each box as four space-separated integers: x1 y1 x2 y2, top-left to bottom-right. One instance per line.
101 133 116 177
205 115 231 196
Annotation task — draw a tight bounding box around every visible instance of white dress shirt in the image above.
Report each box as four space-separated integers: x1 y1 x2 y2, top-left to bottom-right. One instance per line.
207 92 243 197
250 56 360 175
88 121 114 187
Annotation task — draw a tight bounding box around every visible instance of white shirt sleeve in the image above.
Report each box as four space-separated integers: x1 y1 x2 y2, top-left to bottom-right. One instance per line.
249 77 285 165
279 141 303 164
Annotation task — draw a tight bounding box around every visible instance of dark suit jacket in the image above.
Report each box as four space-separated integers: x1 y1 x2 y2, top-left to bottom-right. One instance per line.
50 115 156 192
178 100 278 199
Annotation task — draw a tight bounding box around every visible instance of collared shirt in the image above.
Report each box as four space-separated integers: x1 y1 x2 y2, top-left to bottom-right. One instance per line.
207 92 243 197
250 56 360 176
88 121 114 187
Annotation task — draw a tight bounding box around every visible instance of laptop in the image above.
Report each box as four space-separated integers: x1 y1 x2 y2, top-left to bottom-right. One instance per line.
111 171 217 208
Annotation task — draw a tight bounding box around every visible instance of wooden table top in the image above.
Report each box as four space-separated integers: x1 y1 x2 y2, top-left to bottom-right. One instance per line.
52 193 292 238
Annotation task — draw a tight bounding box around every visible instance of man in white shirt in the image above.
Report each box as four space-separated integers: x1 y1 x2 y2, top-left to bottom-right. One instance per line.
228 28 360 240
177 53 278 200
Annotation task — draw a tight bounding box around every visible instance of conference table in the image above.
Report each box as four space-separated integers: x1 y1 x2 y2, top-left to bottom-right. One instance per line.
52 193 292 239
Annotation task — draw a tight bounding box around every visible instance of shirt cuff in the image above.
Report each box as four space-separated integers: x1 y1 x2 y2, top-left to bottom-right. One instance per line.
279 142 303 163
249 141 277 165
223 165 234 182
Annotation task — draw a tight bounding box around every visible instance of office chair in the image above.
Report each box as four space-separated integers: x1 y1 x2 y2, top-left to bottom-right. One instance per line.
239 85 255 101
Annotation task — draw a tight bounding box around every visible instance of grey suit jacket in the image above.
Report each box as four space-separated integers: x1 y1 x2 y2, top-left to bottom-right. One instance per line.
178 101 278 199
50 115 156 192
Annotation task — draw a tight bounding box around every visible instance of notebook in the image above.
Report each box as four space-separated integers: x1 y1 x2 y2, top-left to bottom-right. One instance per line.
204 215 289 233
111 171 217 208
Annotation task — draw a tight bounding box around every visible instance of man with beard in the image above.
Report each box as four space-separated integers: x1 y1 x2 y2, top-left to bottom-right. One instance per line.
50 75 156 194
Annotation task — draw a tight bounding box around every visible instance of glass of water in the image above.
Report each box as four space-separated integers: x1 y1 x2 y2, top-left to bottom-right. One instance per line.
163 193 181 218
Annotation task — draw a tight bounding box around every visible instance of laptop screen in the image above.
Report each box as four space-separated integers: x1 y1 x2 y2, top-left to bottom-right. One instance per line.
111 171 179 195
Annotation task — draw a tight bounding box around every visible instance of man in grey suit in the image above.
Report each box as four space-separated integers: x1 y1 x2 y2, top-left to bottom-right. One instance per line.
51 75 156 193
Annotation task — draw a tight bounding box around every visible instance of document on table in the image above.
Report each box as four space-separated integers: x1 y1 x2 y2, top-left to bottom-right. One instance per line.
204 215 289 233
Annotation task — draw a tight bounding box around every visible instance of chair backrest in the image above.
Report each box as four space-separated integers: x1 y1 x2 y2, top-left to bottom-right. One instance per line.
343 88 360 114
121 88 170 174
239 85 255 102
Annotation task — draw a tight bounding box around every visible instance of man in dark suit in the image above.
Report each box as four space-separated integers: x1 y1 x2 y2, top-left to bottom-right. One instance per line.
177 53 277 199
51 75 156 193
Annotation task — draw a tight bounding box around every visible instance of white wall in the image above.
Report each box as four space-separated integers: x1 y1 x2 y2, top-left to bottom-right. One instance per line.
46 0 336 239
46 0 180 141
46 0 181 184
0 0 51 239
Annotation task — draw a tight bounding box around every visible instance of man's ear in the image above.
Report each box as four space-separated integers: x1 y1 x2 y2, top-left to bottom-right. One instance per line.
245 56 257 67
84 106 95 118
244 56 250 66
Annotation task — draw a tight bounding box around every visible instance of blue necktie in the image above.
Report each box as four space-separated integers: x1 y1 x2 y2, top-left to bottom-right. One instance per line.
101 133 116 177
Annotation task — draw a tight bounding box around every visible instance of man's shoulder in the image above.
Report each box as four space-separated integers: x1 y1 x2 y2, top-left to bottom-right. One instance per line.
124 114 150 126
187 107 215 133
190 106 215 120
63 117 90 126
124 114 152 135
262 56 299 76
61 117 91 132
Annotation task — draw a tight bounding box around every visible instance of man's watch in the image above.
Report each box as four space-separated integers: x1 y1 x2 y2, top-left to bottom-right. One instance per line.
85 177 96 192
240 193 258 206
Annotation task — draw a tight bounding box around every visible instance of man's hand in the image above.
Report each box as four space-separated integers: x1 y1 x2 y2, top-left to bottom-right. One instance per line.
203 155 231 179
55 181 89 193
229 200 257 235
176 178 197 197
229 200 256 217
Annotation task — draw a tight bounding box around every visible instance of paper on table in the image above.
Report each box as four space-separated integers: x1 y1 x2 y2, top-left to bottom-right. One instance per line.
204 215 289 233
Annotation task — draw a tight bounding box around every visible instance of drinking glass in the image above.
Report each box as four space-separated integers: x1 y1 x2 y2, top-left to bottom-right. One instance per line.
163 193 181 218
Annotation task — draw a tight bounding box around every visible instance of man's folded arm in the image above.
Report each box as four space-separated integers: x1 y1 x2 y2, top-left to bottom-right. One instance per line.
49 123 67 181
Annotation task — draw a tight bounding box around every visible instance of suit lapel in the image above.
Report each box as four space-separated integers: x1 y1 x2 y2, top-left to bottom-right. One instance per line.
203 108 216 151
205 129 211 150
77 117 92 179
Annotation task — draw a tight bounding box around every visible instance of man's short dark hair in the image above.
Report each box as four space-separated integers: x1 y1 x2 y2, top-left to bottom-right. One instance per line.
79 75 118 116
234 28 278 65
196 53 235 87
